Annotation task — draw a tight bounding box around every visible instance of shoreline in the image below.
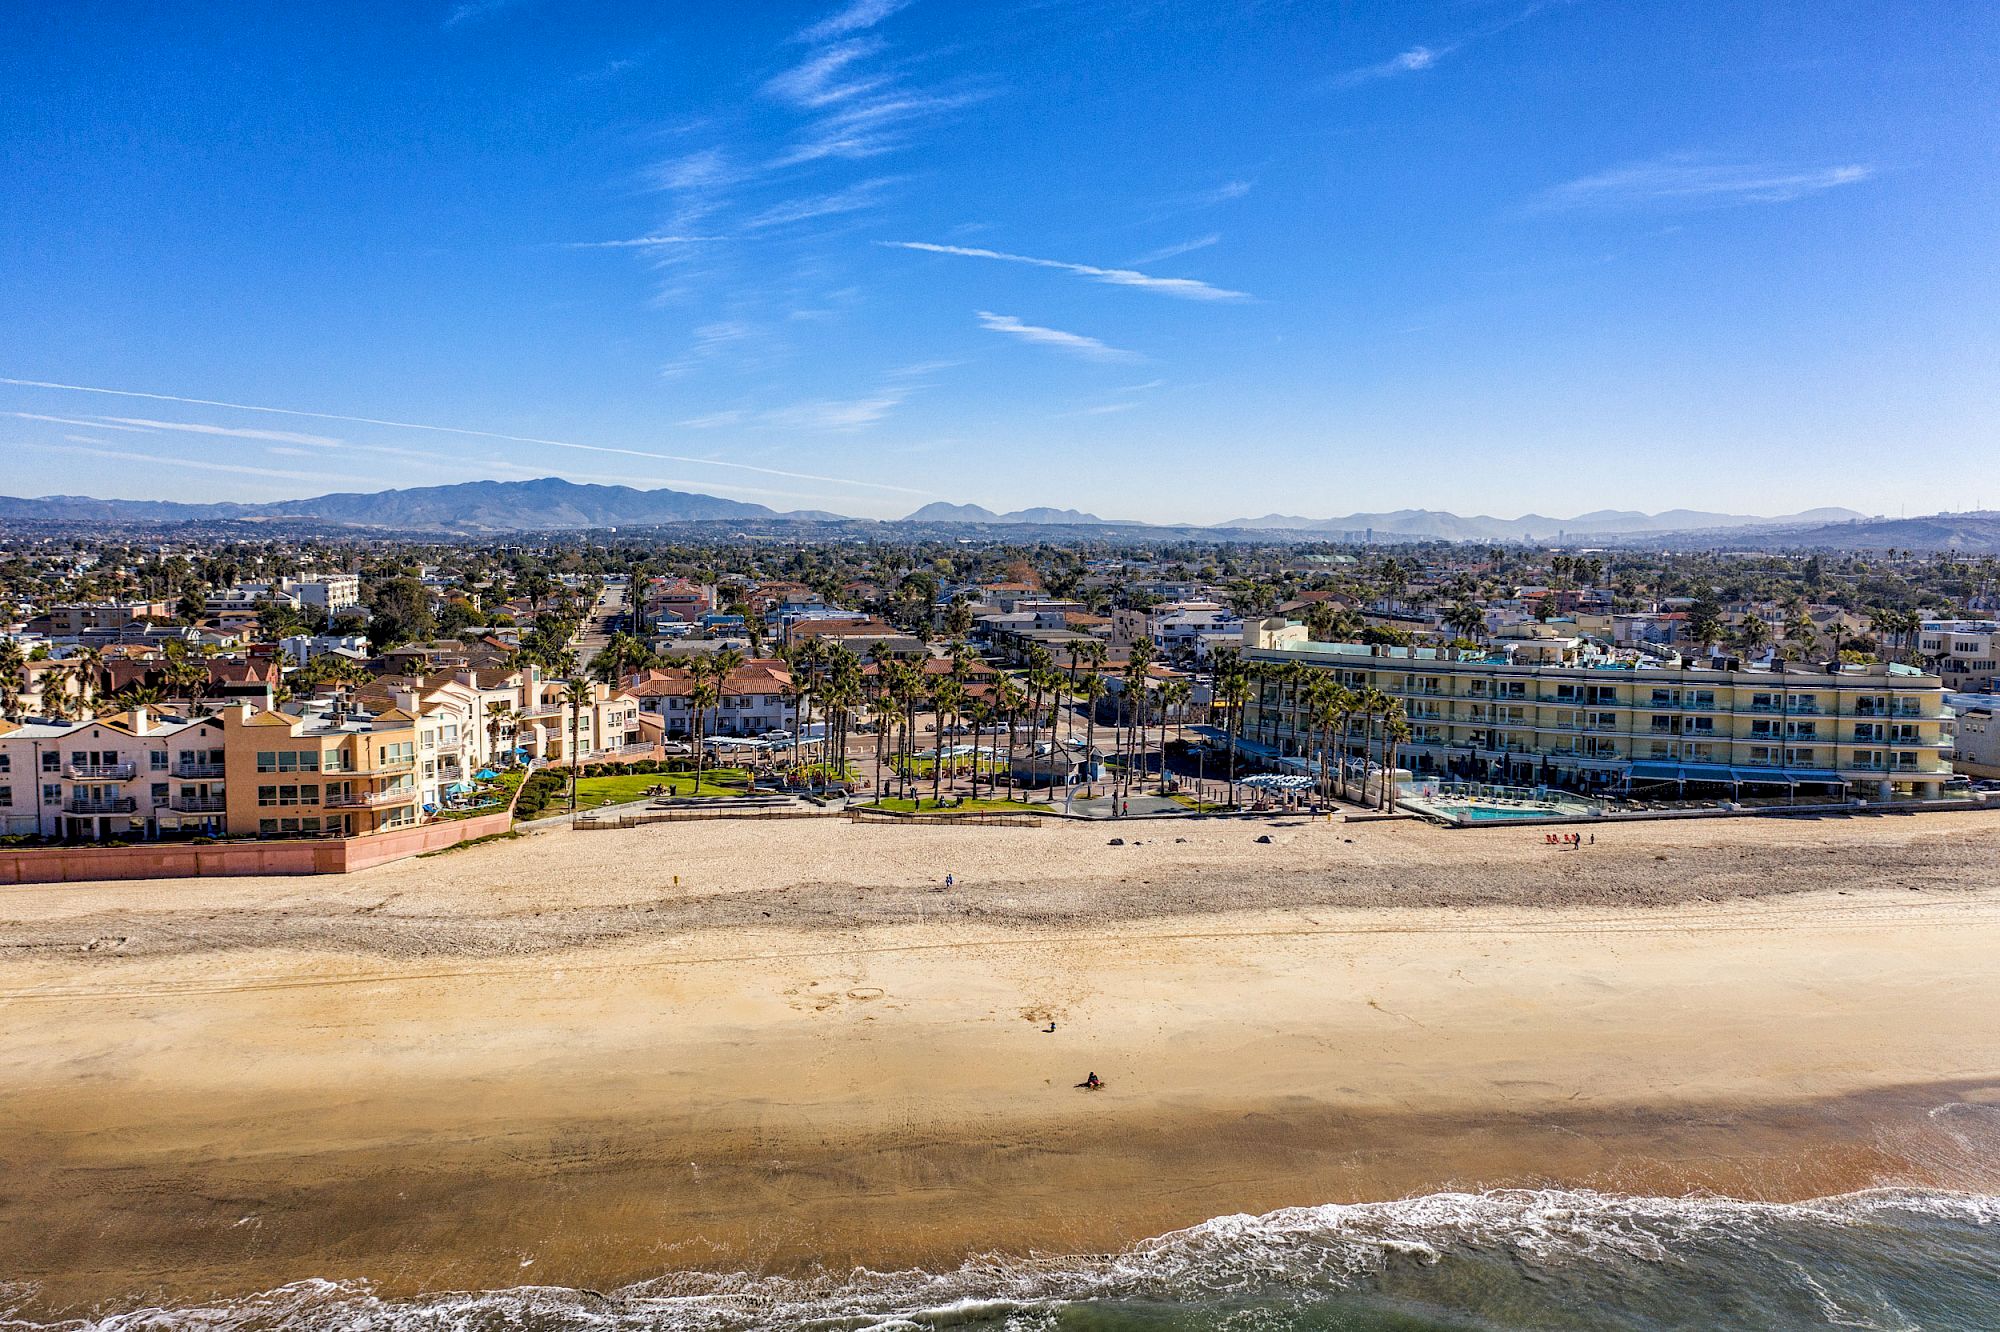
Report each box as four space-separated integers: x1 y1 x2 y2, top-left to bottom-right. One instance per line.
3 813 1998 1314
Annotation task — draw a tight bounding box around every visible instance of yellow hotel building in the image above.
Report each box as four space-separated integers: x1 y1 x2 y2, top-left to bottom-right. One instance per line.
1241 619 1953 801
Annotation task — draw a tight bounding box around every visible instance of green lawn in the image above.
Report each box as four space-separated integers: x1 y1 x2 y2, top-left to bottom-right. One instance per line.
435 769 523 820
893 756 1004 778
869 796 1027 814
567 768 751 809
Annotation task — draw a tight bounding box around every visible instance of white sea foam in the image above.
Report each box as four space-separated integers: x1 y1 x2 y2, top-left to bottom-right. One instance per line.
7 1187 1995 1332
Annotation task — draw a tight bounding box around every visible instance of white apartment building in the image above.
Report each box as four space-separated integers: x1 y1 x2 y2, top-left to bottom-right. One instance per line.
1113 602 1246 660
0 708 229 840
626 659 796 737
1919 621 1999 692
1947 693 1999 779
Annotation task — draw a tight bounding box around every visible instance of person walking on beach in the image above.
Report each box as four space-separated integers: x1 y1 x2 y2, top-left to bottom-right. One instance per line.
944 872 955 890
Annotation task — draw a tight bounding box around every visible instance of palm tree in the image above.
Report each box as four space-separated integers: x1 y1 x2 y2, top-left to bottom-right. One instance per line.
1381 702 1410 812
992 676 1026 800
688 668 720 795
561 678 594 814
1446 602 1484 642
0 640 25 719
1217 665 1251 807
1077 672 1107 794
1037 665 1069 801
71 645 106 714
1121 641 1155 794
1357 686 1390 805
1158 678 1191 794
928 676 966 806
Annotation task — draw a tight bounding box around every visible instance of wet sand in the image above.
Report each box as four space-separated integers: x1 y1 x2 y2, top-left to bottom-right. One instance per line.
3 811 1998 1314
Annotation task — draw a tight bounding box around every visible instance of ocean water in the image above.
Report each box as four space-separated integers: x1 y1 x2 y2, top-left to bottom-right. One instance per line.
10 1187 1999 1332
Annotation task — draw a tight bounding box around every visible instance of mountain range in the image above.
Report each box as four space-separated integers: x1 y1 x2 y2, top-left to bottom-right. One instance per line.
0 477 828 531
1216 506 1868 541
0 478 1985 549
902 502 1115 525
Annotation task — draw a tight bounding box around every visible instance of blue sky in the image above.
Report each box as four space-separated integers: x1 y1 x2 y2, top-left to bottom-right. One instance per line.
3 1 1995 522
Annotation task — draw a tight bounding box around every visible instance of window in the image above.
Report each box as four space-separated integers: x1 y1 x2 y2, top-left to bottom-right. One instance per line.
0 754 8 773
0 788 11 808
151 783 169 803
260 818 278 836
41 752 59 773
257 750 320 773
42 783 61 805
150 751 169 771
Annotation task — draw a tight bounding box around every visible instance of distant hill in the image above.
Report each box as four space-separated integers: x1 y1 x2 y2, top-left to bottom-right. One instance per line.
1665 511 2000 553
1216 506 1869 540
901 501 1112 525
0 477 805 532
0 481 1948 545
264 477 783 529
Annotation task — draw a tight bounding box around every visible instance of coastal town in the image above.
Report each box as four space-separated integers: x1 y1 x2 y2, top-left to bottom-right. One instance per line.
1 532 1994 876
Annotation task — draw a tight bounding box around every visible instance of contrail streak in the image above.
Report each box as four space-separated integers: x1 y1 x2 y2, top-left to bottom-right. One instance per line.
0 376 926 495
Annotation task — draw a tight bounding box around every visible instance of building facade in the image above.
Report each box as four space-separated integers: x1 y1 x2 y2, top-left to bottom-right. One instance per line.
1240 620 1953 801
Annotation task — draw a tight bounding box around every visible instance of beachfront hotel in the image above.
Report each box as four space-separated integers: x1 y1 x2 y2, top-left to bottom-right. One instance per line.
1239 618 1955 801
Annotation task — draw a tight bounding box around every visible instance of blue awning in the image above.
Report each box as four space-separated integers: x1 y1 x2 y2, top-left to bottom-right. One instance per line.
1628 762 1748 784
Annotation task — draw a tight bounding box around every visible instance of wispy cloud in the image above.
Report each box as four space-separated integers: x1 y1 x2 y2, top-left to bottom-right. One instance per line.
95 416 344 447
885 241 1248 301
763 38 889 108
443 0 525 29
764 390 910 431
0 376 926 494
795 0 912 45
1335 3 1562 89
749 177 904 229
20 440 352 485
770 89 984 168
560 235 724 249
1533 157 1876 211
1126 233 1220 266
9 411 160 433
1338 45 1443 85
976 311 1139 362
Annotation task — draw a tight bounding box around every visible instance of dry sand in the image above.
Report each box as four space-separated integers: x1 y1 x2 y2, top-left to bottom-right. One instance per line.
3 810 1999 1313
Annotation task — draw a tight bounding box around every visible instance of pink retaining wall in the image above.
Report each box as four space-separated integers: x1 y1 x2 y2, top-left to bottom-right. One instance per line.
0 810 515 885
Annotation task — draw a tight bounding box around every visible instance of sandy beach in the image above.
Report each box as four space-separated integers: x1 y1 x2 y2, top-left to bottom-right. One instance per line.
4 810 1999 1315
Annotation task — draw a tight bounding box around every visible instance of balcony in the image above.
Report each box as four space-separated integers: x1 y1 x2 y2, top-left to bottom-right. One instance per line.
338 758 415 777
323 787 418 810
64 761 135 780
516 704 567 721
171 795 228 814
175 761 226 779
64 796 137 815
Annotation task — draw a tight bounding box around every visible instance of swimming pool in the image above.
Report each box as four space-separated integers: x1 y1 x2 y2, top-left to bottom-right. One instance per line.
1429 801 1582 822
1397 782 1603 826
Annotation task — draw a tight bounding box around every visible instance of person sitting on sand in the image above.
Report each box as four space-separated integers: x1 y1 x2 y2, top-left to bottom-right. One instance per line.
1076 1072 1103 1090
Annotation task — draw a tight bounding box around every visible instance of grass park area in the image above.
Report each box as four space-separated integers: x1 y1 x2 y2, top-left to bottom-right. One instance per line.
567 768 752 810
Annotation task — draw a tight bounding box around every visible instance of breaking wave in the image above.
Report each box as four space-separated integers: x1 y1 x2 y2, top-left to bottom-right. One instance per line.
7 1187 1999 1331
